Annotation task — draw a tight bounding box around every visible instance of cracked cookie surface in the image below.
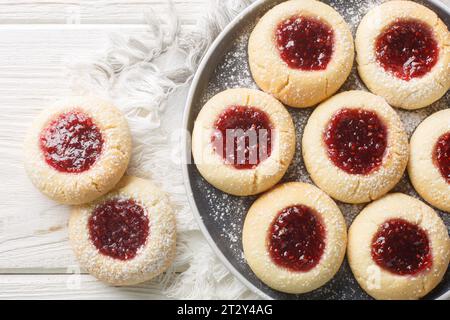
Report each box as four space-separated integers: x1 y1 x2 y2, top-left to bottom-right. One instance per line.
192 88 295 196
248 0 354 108
347 193 450 300
302 90 408 204
355 1 450 110
69 176 176 286
243 182 347 294
408 109 450 212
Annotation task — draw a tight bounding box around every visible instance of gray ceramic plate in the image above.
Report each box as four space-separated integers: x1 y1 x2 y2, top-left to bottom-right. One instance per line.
182 0 450 300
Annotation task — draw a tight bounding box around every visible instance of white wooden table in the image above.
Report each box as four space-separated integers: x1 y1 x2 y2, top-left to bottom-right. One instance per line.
0 0 205 299
1 0 449 300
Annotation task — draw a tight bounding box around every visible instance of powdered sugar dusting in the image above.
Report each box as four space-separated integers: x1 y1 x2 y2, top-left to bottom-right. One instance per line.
190 0 449 300
331 0 382 33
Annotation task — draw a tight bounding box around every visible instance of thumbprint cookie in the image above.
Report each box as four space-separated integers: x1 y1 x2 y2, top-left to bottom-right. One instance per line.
302 91 409 204
409 109 450 212
356 1 450 110
24 97 132 205
69 176 176 286
242 182 347 294
192 88 295 196
248 0 354 108
348 193 450 300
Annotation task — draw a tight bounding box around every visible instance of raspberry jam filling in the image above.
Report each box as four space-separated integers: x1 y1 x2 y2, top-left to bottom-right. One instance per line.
371 218 432 275
212 106 272 170
434 132 450 183
268 205 326 272
88 198 149 261
276 16 334 70
324 108 388 175
40 110 104 173
375 19 439 80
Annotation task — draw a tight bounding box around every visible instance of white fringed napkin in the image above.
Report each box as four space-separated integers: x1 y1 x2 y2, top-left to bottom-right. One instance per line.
69 0 258 299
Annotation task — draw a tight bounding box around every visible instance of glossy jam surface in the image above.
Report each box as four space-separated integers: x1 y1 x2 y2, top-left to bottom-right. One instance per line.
40 110 103 173
268 205 326 272
212 106 272 170
375 19 439 80
324 108 388 175
88 198 149 261
276 16 334 70
371 218 432 275
434 132 450 183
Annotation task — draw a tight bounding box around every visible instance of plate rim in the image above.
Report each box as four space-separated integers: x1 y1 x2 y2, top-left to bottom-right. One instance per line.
181 0 450 300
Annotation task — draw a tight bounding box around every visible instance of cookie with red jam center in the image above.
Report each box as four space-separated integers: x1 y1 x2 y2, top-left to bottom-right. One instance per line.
356 1 450 110
348 193 450 300
303 91 408 204
24 97 131 205
243 182 347 294
69 176 176 286
409 109 450 212
192 88 295 196
248 0 354 108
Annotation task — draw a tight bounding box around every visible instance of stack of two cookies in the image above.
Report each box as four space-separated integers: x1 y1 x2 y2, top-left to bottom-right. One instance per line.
25 97 176 286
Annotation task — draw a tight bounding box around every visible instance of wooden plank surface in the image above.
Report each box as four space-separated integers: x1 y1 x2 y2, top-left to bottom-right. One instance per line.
0 274 169 299
0 26 156 272
0 0 203 24
0 0 205 298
